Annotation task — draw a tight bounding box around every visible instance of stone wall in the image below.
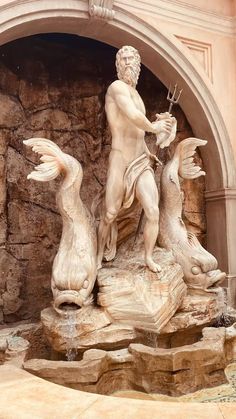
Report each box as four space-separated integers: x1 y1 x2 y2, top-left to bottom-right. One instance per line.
0 34 205 324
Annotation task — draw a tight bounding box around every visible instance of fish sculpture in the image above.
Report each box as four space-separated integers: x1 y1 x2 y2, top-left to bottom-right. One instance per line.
24 138 97 312
158 137 225 289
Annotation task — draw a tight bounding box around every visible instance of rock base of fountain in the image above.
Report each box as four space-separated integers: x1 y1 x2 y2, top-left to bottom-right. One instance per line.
0 245 232 398
40 246 225 354
97 255 186 332
35 242 227 396
24 323 236 397
1 315 236 397
41 284 224 354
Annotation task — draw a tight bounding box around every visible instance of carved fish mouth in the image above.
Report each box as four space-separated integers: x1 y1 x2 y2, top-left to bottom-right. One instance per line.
53 290 93 315
206 269 226 286
54 291 84 314
185 268 226 289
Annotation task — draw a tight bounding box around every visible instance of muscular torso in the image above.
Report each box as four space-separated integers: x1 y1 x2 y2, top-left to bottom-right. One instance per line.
105 80 147 166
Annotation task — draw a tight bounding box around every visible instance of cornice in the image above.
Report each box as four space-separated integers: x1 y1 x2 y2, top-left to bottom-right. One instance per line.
116 0 236 36
0 1 235 36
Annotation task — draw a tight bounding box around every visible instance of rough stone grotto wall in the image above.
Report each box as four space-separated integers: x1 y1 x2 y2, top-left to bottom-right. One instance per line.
0 34 205 324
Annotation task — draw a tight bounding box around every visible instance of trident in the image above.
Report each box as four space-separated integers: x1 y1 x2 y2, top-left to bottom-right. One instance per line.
133 83 183 245
167 84 183 113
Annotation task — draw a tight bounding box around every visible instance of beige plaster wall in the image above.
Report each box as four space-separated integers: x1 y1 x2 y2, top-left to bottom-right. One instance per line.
196 0 234 15
118 0 236 16
120 1 236 165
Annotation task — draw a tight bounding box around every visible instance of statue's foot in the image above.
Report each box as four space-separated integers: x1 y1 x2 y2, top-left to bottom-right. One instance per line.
97 257 103 270
146 257 161 273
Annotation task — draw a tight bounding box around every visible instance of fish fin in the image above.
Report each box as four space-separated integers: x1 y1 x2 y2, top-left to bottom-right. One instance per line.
24 137 78 182
175 138 207 180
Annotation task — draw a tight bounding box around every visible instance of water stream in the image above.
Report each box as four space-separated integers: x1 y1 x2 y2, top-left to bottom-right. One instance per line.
63 310 78 361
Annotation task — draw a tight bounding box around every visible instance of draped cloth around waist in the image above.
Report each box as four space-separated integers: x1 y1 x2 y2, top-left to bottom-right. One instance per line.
122 152 154 209
92 152 154 261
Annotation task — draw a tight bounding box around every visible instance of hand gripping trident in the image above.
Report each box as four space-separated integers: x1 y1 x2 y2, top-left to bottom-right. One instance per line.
133 83 183 246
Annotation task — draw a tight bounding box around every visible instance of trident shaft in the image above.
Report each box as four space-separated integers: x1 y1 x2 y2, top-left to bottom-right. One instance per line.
133 83 183 246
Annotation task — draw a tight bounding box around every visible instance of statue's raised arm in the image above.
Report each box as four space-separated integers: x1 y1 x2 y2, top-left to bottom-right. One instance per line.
106 79 173 135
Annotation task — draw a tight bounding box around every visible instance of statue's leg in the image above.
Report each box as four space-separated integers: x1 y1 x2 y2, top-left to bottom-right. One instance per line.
97 153 125 269
97 212 118 269
136 171 161 273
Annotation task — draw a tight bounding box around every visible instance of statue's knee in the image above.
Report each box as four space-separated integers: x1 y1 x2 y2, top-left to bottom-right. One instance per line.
105 209 118 224
146 205 159 222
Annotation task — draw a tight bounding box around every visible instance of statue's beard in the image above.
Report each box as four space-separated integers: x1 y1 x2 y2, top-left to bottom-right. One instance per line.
119 66 138 87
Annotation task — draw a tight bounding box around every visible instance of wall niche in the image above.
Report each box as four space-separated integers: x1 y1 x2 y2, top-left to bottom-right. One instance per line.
0 34 205 323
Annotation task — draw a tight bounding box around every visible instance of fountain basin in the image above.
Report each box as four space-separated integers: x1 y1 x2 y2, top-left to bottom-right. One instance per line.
1 316 236 400
1 364 235 418
23 324 236 396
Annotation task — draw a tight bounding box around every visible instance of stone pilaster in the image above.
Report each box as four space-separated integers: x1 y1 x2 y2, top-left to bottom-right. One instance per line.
205 188 236 307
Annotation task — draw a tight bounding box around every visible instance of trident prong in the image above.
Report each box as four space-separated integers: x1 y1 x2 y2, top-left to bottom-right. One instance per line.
167 84 183 113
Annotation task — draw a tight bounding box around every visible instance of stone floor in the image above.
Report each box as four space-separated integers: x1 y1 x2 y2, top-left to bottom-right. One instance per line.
0 365 236 418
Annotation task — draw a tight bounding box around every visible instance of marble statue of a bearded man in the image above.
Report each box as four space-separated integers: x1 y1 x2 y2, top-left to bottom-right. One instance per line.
97 45 176 272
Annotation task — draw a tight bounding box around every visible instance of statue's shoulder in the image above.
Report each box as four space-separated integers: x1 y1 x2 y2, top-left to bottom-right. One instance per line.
107 79 129 96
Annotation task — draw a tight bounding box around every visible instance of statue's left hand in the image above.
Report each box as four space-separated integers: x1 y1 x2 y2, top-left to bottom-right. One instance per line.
149 153 163 168
155 116 177 149
151 118 172 136
155 112 172 121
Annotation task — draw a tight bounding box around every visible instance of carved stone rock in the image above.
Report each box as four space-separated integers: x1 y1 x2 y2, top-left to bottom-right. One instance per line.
23 323 236 396
0 321 49 366
40 238 224 354
97 248 187 332
161 287 225 333
0 248 23 316
114 363 236 403
41 306 112 353
40 291 225 354
0 92 25 128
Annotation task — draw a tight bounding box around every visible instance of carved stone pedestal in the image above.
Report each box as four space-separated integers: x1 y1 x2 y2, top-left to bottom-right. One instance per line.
97 249 186 331
162 287 225 333
41 290 224 354
41 247 224 354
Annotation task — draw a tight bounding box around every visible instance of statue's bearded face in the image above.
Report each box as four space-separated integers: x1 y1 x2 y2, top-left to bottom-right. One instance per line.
116 46 141 87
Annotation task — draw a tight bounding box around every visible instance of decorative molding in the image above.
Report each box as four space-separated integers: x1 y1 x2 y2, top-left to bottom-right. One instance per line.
0 1 234 34
205 188 236 202
88 0 115 20
116 0 236 37
176 36 212 82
